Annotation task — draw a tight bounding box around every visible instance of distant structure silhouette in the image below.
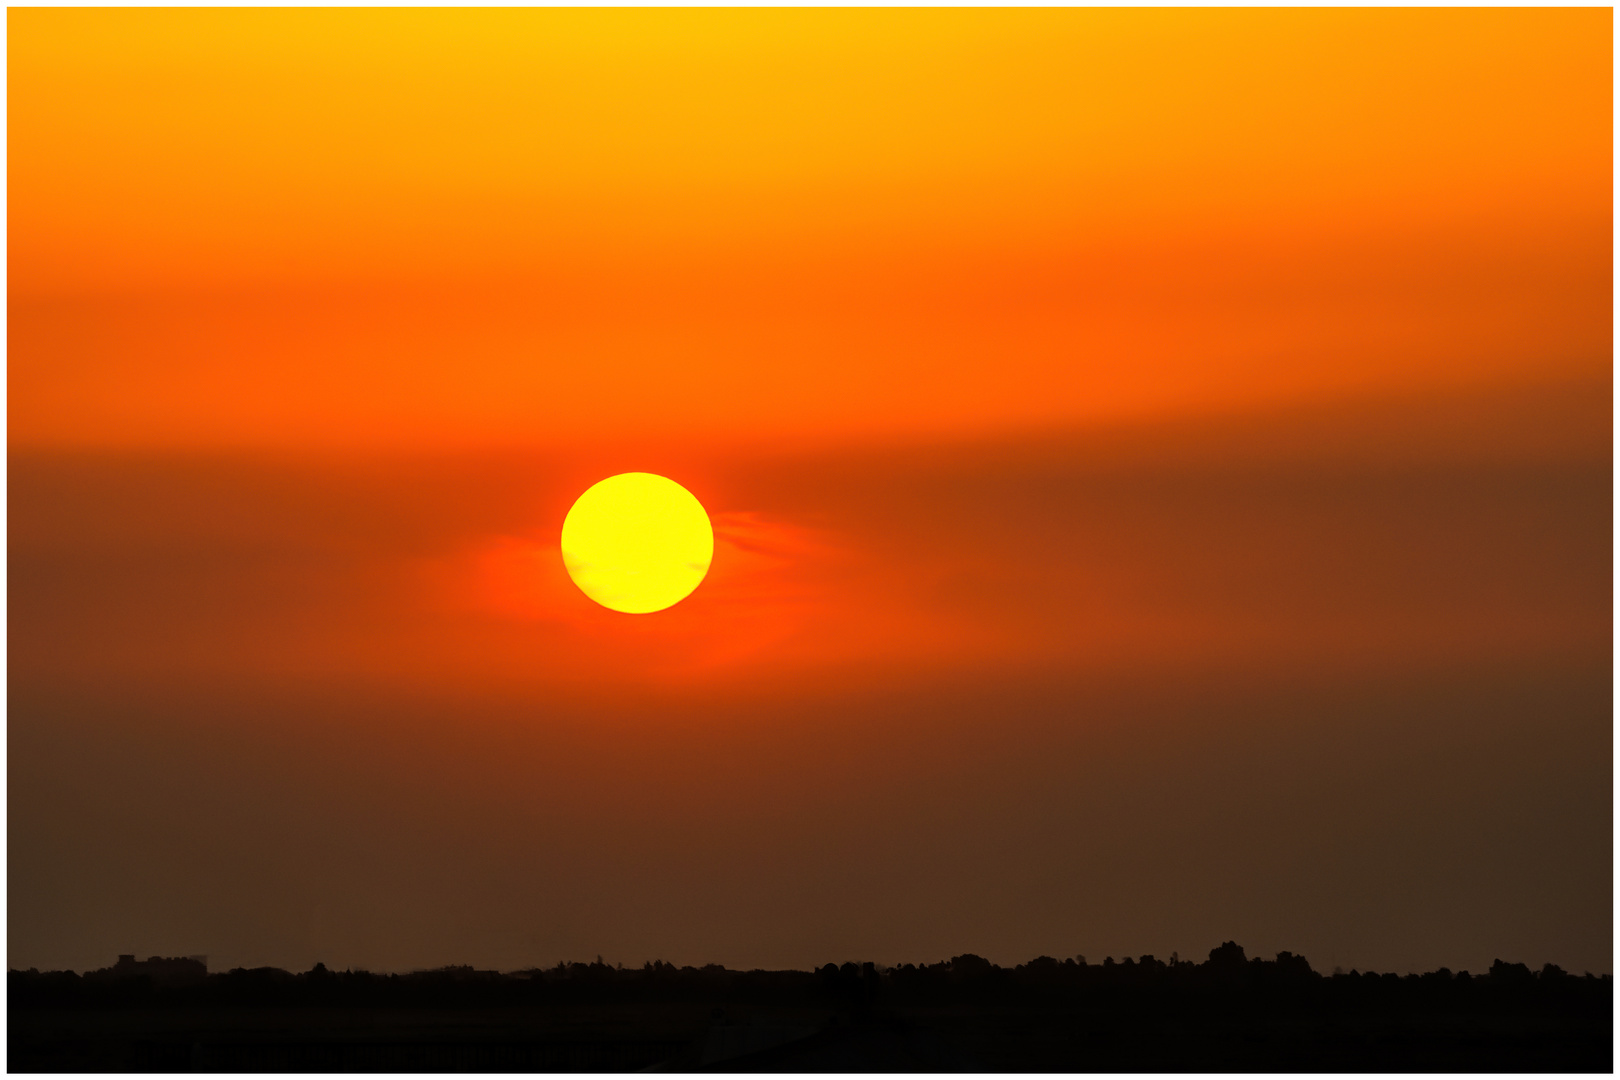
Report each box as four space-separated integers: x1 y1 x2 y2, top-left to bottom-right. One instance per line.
107 954 207 987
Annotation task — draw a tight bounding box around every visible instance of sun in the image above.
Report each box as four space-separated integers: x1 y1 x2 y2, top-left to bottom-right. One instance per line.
560 473 714 614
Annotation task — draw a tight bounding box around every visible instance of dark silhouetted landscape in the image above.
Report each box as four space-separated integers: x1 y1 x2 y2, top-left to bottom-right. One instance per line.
9 942 1610 1071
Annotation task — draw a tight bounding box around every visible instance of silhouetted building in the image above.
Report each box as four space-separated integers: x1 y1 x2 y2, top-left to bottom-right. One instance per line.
108 954 207 986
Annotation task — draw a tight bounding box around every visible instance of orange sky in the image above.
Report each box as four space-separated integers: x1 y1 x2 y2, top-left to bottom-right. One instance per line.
9 8 1611 449
8 10 1612 978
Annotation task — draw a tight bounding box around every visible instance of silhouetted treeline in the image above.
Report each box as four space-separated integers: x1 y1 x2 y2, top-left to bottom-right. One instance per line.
10 943 1610 1071
11 941 1606 1014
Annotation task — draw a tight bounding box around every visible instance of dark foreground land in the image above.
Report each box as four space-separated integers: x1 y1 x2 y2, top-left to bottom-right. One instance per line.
9 944 1611 1072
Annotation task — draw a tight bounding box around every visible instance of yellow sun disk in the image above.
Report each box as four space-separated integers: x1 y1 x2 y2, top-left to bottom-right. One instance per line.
560 473 714 614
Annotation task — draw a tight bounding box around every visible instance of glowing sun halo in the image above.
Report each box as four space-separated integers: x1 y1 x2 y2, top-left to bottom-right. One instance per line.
561 473 714 614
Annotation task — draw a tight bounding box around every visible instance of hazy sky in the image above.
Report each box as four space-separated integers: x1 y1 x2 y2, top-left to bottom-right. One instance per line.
8 9 1611 976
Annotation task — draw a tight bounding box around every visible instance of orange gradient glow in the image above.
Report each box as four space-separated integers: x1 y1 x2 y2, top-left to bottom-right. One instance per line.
8 10 1612 978
9 9 1611 451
